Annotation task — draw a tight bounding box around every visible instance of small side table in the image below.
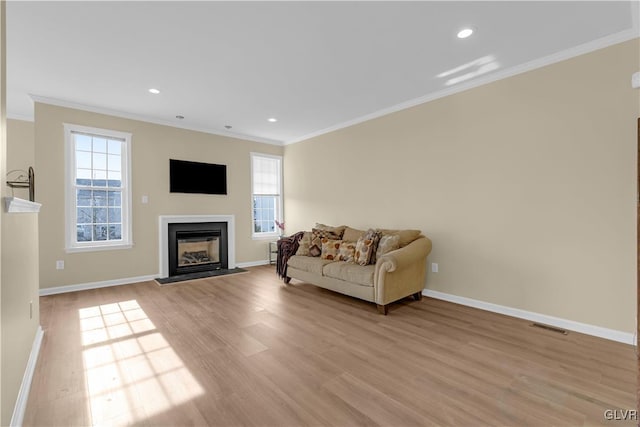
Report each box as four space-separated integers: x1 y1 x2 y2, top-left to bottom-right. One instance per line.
269 241 278 265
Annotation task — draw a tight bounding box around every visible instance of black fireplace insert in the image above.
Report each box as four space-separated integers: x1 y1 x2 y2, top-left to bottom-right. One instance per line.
168 222 228 276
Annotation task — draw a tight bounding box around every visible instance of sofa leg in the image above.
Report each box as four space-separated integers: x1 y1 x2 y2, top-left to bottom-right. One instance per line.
283 276 291 284
413 292 422 301
376 304 388 315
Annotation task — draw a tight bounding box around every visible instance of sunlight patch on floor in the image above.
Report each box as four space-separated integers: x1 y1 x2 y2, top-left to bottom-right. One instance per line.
79 300 204 424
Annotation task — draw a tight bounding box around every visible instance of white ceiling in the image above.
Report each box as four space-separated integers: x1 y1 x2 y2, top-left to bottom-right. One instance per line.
7 1 639 145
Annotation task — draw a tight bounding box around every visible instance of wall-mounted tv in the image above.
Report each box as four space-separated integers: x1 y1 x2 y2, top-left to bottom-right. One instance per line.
170 159 227 195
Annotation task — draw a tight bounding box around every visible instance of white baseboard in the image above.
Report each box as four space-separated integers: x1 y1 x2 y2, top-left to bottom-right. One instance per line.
38 264 270 296
39 274 157 296
11 325 44 427
422 289 635 345
236 259 270 268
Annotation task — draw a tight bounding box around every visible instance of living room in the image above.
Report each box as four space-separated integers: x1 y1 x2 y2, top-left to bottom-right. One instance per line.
2 1 639 425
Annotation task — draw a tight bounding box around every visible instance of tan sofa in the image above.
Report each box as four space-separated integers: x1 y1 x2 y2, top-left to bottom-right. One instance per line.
285 227 432 314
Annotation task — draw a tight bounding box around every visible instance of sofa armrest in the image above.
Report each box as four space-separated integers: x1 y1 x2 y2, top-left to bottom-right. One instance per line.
374 236 432 305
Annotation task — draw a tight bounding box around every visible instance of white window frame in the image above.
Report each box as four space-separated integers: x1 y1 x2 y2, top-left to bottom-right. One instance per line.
64 123 133 253
250 152 283 240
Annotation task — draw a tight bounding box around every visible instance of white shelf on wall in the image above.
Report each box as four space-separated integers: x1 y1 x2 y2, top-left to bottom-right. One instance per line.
4 197 41 213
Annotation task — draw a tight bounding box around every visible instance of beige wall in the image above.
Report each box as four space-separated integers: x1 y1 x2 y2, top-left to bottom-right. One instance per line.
35 103 283 289
6 118 34 201
1 213 39 426
284 39 639 334
7 119 34 169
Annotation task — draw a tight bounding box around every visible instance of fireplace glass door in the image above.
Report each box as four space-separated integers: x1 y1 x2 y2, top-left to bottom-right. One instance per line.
175 230 222 274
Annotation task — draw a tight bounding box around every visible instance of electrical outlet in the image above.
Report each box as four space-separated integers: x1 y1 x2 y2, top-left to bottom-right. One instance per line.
141 195 149 204
56 260 64 270
431 263 438 273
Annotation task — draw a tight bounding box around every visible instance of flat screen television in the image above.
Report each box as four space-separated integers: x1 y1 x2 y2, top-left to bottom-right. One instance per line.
170 159 227 195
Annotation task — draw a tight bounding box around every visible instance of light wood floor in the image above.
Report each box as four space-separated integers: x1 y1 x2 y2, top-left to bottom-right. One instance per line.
24 265 635 426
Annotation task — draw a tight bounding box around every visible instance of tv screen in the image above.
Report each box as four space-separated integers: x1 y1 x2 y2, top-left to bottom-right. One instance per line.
170 159 227 195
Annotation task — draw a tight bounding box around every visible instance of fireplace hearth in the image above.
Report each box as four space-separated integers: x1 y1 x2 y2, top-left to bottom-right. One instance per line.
168 222 228 277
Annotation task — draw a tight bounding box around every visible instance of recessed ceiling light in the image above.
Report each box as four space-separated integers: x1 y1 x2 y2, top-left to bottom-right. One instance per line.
224 125 232 129
176 115 184 120
268 118 278 123
148 88 160 94
457 28 473 39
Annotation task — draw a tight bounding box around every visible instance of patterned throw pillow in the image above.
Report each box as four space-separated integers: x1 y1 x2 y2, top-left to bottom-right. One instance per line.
367 229 382 264
314 223 346 239
309 228 341 257
295 232 312 256
376 234 400 259
337 241 356 263
354 237 374 266
321 238 342 260
354 229 382 266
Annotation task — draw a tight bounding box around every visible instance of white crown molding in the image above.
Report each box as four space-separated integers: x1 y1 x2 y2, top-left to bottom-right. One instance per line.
7 113 34 122
39 274 157 296
632 0 639 35
22 27 639 148
29 95 284 146
423 289 635 345
10 326 44 427
285 31 640 145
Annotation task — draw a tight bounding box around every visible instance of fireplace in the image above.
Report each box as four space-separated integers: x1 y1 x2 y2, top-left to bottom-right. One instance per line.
167 222 228 277
159 215 236 278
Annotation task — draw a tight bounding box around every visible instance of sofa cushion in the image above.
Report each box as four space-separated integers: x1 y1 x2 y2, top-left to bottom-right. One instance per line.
295 231 312 256
309 228 341 257
376 234 400 259
342 226 366 242
321 238 342 260
377 229 421 247
323 262 375 287
337 241 356 263
287 255 335 275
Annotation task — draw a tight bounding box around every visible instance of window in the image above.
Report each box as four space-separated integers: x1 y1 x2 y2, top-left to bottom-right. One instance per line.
64 124 132 252
251 153 282 238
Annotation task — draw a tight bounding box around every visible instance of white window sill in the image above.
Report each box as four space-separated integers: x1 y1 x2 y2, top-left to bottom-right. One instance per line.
66 243 133 254
4 197 42 213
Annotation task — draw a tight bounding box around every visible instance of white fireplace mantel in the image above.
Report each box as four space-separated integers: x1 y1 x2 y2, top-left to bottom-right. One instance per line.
159 215 235 278
4 197 41 213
